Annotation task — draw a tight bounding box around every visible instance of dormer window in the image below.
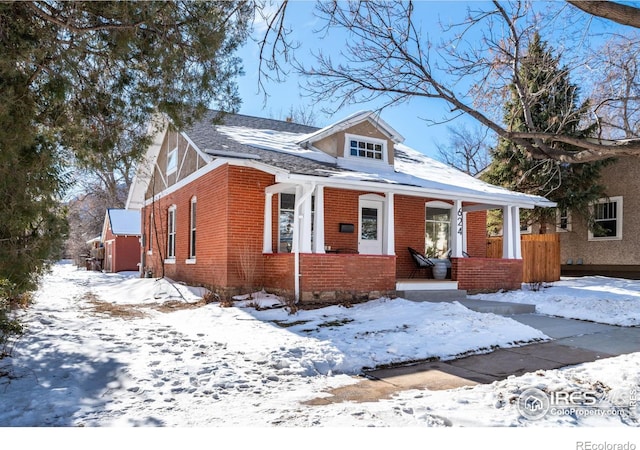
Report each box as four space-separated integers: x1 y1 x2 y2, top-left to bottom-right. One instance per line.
345 134 387 163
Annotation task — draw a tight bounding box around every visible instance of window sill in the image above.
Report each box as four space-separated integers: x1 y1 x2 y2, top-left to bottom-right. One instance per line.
588 236 623 242
164 258 176 264
185 258 196 265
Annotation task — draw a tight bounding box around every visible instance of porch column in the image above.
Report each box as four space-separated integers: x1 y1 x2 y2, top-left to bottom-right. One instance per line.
312 185 325 253
383 192 395 255
503 205 521 259
512 206 522 259
263 192 273 254
450 199 464 257
296 183 314 254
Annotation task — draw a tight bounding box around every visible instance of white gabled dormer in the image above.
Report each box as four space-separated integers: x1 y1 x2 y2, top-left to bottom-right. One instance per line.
297 111 404 173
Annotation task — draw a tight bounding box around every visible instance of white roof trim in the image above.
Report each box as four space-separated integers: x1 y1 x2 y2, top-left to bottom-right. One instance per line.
126 114 168 210
275 172 555 209
297 110 405 148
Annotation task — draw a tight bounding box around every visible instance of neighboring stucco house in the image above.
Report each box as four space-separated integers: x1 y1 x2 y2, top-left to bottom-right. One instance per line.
126 110 554 303
101 208 142 273
561 156 640 278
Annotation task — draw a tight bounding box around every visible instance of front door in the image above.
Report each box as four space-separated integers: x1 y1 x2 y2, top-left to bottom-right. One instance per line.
359 199 383 255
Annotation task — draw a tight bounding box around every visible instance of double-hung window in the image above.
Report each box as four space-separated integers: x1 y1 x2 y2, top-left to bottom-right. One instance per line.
279 193 295 253
425 203 452 258
167 206 176 259
189 197 197 261
589 196 623 241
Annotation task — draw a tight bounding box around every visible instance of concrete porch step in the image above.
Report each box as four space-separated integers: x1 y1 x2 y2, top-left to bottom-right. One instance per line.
458 299 536 315
396 291 536 315
397 289 468 302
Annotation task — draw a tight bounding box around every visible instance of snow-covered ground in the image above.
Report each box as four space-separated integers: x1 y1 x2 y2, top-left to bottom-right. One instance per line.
1 262 639 447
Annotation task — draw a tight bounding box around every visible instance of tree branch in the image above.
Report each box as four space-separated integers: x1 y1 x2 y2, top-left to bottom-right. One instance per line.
567 0 640 28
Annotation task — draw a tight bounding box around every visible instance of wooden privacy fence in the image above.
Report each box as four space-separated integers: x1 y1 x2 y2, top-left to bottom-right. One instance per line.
486 234 561 283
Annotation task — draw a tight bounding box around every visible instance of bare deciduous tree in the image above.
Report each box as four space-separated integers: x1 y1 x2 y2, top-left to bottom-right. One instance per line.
436 125 491 176
590 35 640 140
255 0 640 163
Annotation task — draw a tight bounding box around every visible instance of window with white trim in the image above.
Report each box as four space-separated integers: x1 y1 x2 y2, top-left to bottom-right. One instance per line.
279 193 295 253
589 196 623 241
425 202 452 258
345 134 386 162
189 197 197 259
167 205 176 258
147 211 154 254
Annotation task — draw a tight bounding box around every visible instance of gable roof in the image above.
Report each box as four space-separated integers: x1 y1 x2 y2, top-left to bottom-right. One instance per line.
127 110 555 210
296 110 404 148
105 209 141 236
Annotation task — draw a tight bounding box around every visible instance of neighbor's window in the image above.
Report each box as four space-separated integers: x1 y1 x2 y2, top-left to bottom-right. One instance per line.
425 204 451 258
346 134 386 162
279 193 295 253
189 197 197 259
589 196 623 241
167 206 176 258
556 207 571 232
167 147 178 175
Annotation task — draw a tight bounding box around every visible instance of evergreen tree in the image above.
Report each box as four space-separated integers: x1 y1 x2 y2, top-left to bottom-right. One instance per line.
0 2 251 303
482 33 611 233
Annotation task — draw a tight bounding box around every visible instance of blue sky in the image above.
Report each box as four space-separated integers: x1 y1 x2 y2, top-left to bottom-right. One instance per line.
234 1 484 159
232 1 626 159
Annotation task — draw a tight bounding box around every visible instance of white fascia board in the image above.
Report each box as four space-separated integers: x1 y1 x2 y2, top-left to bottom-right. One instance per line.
276 172 553 209
298 111 405 147
126 116 168 210
142 157 288 207
143 158 228 206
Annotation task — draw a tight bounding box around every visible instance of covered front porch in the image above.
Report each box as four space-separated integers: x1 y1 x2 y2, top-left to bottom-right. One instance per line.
261 176 531 303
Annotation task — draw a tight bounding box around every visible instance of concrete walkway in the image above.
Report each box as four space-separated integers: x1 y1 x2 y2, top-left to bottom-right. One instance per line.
304 304 640 405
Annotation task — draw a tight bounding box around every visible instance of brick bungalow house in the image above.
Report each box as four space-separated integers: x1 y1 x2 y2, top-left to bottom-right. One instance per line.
560 156 640 279
101 208 142 273
125 110 554 303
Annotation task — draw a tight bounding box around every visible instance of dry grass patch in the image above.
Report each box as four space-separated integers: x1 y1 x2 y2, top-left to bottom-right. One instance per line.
81 292 209 318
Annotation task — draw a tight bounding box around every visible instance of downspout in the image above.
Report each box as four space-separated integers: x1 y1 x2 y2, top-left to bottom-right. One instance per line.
293 183 316 303
139 210 146 278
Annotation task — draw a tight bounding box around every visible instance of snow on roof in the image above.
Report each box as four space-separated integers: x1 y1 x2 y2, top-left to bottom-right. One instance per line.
107 209 141 236
211 115 554 208
215 125 336 164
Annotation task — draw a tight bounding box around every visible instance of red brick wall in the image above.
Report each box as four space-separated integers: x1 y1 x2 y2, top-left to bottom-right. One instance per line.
263 253 295 294
451 257 523 292
227 167 273 288
323 188 362 252
466 210 487 258
264 253 396 304
394 195 428 278
301 254 396 289
142 165 275 295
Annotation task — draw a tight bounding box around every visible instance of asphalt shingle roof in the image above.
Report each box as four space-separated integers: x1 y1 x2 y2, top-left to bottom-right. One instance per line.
185 111 357 178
